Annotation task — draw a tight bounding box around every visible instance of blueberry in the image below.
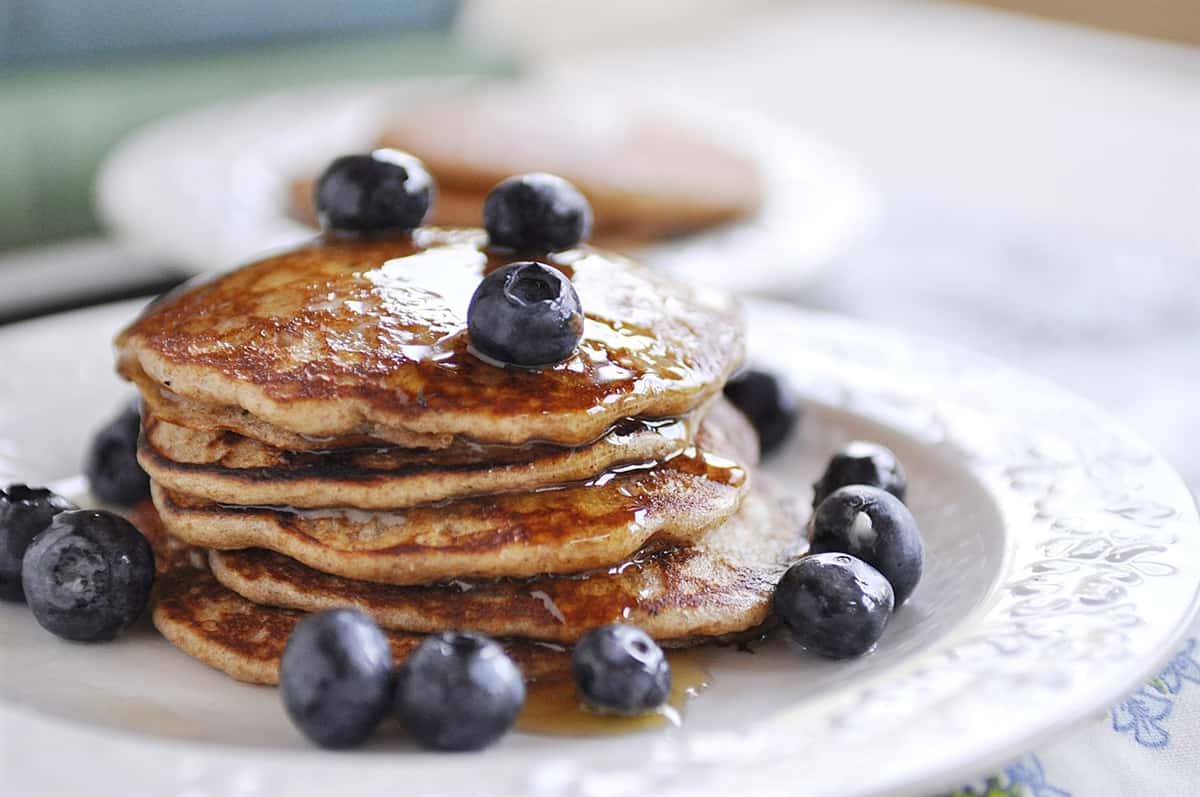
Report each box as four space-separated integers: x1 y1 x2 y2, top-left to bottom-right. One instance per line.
810 485 924 606
571 624 671 715
722 368 799 458
279 609 394 749
21 510 155 642
812 441 906 510
85 400 150 506
0 485 77 602
394 631 525 751
314 149 434 236
774 553 894 659
467 261 584 367
483 172 592 252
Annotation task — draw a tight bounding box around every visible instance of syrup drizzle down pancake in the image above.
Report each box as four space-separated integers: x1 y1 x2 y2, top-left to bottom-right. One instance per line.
150 401 755 584
206 485 805 645
138 409 699 510
140 410 697 474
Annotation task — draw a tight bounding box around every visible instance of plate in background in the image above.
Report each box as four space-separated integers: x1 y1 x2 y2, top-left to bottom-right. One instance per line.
1 299 1197 797
95 78 877 295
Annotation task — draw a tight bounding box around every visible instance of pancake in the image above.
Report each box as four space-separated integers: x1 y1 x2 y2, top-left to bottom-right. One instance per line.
207 485 805 645
287 90 761 245
115 228 744 448
150 402 755 584
141 409 697 474
127 361 451 451
375 90 762 240
129 496 201 571
152 563 568 685
138 409 700 510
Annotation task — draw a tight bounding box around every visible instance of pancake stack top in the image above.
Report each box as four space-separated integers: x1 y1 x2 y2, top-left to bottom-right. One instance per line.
116 227 803 685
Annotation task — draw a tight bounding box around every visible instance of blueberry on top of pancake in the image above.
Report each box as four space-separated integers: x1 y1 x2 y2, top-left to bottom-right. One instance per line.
314 149 434 236
483 172 593 252
467 261 585 367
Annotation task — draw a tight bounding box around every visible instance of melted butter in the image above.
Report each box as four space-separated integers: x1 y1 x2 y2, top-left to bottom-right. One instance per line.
516 650 711 736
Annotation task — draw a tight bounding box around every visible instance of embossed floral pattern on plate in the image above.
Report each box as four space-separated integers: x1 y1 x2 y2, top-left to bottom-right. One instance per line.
0 300 1196 797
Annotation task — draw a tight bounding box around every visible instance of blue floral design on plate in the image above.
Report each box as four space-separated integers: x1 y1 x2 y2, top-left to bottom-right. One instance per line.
1111 638 1200 749
946 755 1071 797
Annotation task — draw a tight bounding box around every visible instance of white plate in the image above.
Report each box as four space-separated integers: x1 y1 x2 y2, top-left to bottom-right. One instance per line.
94 78 877 295
1 299 1197 797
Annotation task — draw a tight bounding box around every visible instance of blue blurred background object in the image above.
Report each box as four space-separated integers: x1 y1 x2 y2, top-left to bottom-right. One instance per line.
0 0 505 249
0 0 460 63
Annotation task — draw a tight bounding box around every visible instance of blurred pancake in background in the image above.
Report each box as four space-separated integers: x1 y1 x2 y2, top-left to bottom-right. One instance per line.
97 77 876 293
288 88 763 246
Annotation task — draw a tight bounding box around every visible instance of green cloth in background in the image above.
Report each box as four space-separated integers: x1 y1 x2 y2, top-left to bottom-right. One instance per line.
0 34 515 250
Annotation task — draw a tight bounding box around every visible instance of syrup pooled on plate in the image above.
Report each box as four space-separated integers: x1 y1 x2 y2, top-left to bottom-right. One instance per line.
516 650 712 736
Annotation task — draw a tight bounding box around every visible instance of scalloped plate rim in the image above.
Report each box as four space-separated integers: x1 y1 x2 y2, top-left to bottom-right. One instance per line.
0 298 1196 797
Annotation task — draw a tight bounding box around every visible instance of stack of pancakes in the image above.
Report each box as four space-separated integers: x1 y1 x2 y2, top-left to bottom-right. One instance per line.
116 228 803 685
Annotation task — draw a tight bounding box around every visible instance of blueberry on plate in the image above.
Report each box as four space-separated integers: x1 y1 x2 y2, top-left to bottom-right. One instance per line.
280 609 394 749
722 368 799 458
774 553 894 659
0 485 77 602
314 149 434 236
21 509 155 642
85 400 150 506
483 172 593 252
812 441 906 509
394 631 525 751
571 624 671 715
810 485 924 606
467 261 584 367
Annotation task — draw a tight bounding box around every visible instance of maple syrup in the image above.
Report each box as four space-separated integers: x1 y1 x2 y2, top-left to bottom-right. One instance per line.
516 650 711 736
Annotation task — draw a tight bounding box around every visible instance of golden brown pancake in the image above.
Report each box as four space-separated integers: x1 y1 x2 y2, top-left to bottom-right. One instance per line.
207 485 805 645
149 401 755 584
139 405 715 471
152 447 746 584
115 228 743 448
152 563 569 685
129 496 200 571
138 410 699 510
127 360 453 450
